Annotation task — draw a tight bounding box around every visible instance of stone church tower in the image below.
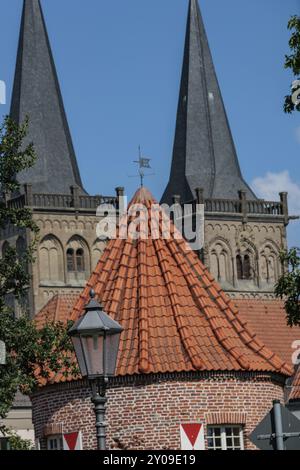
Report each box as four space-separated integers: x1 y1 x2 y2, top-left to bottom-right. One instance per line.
161 0 290 299
1 0 122 316
0 0 291 321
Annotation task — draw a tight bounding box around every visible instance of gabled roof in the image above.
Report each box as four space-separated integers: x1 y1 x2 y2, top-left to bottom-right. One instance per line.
62 187 290 377
161 0 256 204
10 0 84 194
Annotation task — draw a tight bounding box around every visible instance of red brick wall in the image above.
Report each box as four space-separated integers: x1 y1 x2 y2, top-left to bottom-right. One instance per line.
32 373 285 450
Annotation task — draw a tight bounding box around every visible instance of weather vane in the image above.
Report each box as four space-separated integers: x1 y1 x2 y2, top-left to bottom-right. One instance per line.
130 146 154 187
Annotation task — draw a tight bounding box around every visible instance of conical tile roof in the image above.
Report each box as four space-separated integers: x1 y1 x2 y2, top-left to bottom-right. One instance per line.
71 188 291 377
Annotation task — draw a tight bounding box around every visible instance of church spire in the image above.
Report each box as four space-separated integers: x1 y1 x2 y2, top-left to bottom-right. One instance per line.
161 0 256 205
10 0 84 194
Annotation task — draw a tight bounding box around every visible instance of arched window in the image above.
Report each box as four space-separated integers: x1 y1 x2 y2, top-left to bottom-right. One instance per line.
211 252 220 280
67 248 75 272
66 248 85 272
260 245 279 284
268 256 276 283
219 252 228 282
243 255 251 280
210 241 231 284
236 255 243 280
66 236 89 282
76 249 85 272
2 241 10 258
16 237 26 259
237 253 252 280
39 235 64 284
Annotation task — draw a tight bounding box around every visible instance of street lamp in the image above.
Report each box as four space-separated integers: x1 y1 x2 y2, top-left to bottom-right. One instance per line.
68 290 123 450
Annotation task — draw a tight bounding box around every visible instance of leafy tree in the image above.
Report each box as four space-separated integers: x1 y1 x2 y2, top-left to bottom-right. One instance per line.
275 248 300 326
0 425 34 450
284 16 300 113
0 117 78 422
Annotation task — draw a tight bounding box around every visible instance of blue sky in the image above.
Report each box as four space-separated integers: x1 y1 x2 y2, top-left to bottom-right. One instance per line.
1 0 300 246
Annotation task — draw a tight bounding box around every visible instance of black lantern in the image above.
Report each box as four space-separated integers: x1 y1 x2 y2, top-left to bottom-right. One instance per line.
68 290 123 450
68 290 123 379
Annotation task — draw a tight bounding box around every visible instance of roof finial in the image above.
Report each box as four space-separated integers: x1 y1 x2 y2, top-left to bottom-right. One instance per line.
90 289 96 299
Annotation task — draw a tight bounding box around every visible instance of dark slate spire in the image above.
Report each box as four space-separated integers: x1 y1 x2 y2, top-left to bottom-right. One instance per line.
10 0 85 194
161 0 256 205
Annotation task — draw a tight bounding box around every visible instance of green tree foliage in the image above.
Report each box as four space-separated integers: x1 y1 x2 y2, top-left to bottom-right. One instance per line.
0 117 78 421
0 425 34 450
275 248 300 326
284 16 300 113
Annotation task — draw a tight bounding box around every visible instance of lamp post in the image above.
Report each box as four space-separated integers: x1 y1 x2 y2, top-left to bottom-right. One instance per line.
68 290 123 450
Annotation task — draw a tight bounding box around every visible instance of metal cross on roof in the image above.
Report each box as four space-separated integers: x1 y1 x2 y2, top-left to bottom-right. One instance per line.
131 146 154 188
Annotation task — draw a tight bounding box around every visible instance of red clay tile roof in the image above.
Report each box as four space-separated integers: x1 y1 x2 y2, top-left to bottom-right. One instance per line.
234 299 300 368
35 294 78 329
62 187 291 377
290 367 300 400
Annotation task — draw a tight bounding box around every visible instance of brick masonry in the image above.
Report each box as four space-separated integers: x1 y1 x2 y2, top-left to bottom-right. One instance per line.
32 372 285 450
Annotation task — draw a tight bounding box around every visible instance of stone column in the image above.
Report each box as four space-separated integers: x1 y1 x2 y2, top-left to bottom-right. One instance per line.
24 183 33 207
71 185 80 211
238 190 248 224
279 192 289 226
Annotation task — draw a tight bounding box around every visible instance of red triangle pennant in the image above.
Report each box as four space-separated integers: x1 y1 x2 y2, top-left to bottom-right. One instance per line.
64 432 79 451
181 424 202 447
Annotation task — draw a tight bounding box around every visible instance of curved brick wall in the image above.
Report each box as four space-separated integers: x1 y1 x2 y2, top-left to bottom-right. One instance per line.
32 372 285 450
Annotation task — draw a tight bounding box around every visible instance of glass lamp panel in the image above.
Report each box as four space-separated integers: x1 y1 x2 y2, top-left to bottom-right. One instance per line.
81 334 104 377
105 333 121 376
71 336 87 377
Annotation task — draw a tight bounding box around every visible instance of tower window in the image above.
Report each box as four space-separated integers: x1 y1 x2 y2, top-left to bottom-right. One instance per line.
76 249 85 272
67 248 75 272
66 236 89 278
236 255 243 280
243 255 251 280
236 254 252 280
67 248 85 272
